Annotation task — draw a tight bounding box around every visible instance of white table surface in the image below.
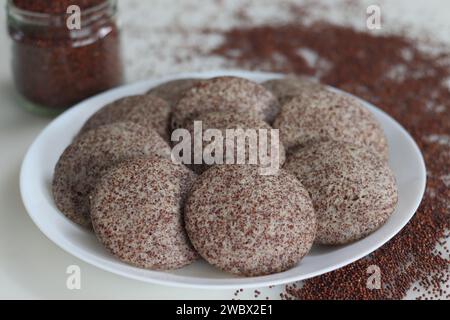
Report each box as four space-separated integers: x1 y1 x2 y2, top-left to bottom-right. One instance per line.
0 0 448 299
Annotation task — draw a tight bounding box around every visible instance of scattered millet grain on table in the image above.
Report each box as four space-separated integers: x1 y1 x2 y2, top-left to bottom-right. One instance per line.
208 12 449 300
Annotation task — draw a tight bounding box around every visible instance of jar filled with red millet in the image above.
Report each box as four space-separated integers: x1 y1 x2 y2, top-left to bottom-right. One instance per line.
7 0 124 116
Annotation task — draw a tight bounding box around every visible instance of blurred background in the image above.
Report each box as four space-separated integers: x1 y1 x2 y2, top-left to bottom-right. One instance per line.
0 0 448 299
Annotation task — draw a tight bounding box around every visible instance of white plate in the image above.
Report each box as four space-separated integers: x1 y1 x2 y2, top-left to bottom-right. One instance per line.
20 70 426 289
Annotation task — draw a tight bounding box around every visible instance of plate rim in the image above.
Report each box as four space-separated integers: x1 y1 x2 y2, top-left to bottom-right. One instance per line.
20 69 427 289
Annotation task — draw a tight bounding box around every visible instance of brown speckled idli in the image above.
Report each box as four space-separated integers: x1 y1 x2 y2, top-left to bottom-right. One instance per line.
52 122 171 228
185 165 316 277
91 157 198 270
263 76 327 105
284 141 398 245
178 111 286 174
147 78 199 108
79 94 171 141
273 89 389 160
172 76 279 129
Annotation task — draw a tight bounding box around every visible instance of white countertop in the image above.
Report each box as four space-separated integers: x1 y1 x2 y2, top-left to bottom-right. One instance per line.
0 0 448 299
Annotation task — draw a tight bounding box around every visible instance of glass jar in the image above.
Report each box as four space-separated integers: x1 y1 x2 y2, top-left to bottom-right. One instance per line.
7 0 124 116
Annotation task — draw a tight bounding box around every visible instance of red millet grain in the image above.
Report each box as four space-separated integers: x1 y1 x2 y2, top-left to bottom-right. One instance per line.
210 18 449 300
13 0 106 14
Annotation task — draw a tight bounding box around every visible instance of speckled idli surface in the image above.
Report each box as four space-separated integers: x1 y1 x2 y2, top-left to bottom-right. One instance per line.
79 94 171 141
179 111 286 174
273 89 389 160
91 157 198 270
147 78 199 108
52 122 171 228
185 165 316 277
263 76 327 105
172 76 279 129
284 141 398 245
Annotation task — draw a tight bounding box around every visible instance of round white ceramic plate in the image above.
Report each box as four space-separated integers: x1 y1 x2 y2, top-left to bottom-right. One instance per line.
20 70 426 289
